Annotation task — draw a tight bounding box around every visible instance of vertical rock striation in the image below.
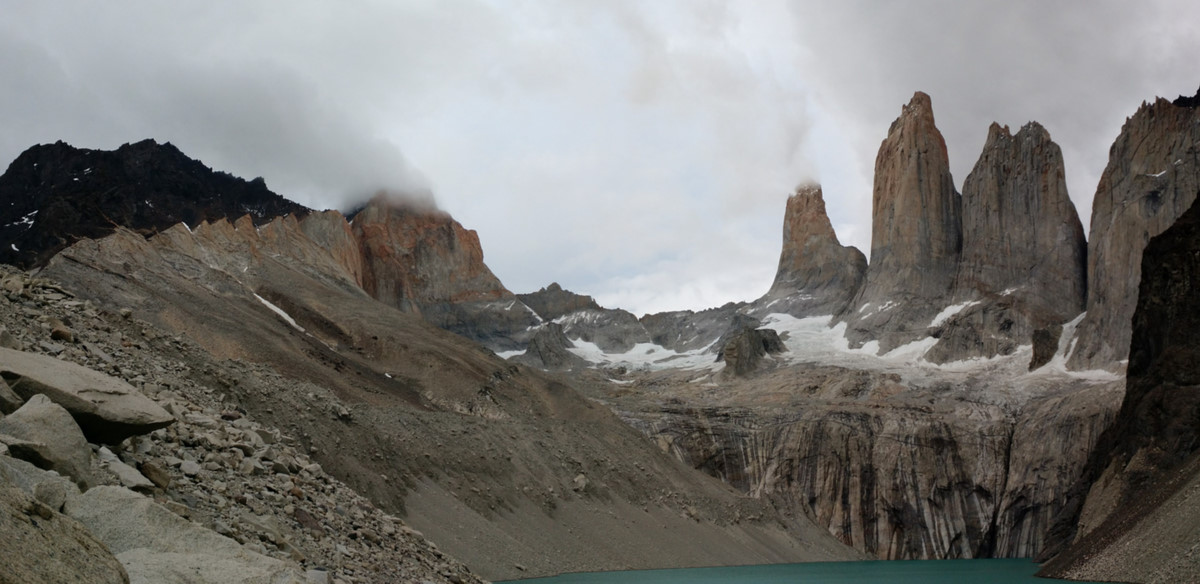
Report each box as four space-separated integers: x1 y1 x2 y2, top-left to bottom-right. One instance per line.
842 92 962 352
751 185 866 318
1068 94 1200 370
925 122 1087 364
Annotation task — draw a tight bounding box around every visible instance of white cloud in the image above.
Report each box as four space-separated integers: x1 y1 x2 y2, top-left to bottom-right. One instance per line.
1 1 1198 315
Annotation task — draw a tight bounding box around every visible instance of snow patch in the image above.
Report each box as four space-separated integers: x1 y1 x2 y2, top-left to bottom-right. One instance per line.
1148 170 1167 178
930 301 981 328
9 244 17 252
253 294 305 332
496 349 526 359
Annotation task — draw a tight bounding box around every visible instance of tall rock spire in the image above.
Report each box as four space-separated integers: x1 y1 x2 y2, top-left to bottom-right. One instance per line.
752 184 866 317
924 121 1087 364
842 92 962 352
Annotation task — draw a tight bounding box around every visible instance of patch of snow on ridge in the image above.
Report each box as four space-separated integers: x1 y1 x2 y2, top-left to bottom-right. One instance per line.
1029 312 1123 382
930 301 981 328
253 293 305 332
565 339 717 372
495 349 526 359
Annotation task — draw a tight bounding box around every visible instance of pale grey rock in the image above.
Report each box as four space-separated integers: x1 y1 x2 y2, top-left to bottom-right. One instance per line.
64 485 304 584
98 447 154 493
0 394 94 488
717 328 787 377
0 377 22 414
0 346 174 443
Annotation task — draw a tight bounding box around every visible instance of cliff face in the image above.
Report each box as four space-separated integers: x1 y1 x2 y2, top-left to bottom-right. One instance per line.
1069 96 1200 370
1041 192 1200 582
842 92 962 352
754 185 866 318
925 122 1088 364
0 140 308 268
614 365 1120 561
350 196 538 350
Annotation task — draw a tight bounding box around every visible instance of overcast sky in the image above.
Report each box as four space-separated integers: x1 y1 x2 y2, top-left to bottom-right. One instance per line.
2 1 1198 314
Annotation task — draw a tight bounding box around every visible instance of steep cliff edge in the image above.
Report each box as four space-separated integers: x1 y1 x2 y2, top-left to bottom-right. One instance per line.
1068 93 1200 371
841 92 962 353
925 122 1087 364
752 185 866 318
1041 191 1200 583
350 195 539 350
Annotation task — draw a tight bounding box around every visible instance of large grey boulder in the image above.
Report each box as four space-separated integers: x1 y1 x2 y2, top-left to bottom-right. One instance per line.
0 394 94 488
65 485 304 584
0 478 128 584
0 347 174 443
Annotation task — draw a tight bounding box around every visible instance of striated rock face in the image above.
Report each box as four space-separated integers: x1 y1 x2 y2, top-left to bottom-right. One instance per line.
842 92 962 352
1041 192 1200 582
754 185 866 318
926 123 1086 364
0 140 308 269
1068 95 1200 370
621 366 1121 561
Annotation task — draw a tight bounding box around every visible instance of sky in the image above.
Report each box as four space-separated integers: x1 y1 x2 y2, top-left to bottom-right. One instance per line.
2 1 1198 315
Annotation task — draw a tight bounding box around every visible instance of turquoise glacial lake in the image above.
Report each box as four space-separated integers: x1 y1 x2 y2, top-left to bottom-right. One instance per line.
498 559 1103 583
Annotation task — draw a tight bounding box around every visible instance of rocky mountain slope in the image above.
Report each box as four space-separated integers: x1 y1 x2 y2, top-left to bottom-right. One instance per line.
1068 93 1200 371
0 267 483 583
1040 190 1200 583
30 201 857 579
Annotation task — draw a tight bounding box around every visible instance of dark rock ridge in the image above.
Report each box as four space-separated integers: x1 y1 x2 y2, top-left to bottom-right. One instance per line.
1068 94 1200 370
925 122 1087 364
841 92 962 353
517 283 601 321
640 302 747 353
752 185 866 318
0 140 308 269
1041 191 1200 582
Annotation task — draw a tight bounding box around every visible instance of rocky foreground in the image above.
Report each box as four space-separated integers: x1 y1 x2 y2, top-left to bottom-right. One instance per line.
0 267 483 583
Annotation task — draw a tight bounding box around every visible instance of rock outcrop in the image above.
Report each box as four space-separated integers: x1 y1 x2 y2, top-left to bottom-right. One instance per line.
0 464 128 584
350 194 540 350
0 347 174 444
1068 93 1200 370
752 185 866 318
640 302 747 353
716 327 786 376
0 394 95 489
0 140 308 269
511 323 587 371
925 122 1087 364
1041 191 1200 582
517 283 601 321
842 92 963 352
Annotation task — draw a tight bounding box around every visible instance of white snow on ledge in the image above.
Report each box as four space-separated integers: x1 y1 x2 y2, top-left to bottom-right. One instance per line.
253 293 305 332
930 301 980 328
